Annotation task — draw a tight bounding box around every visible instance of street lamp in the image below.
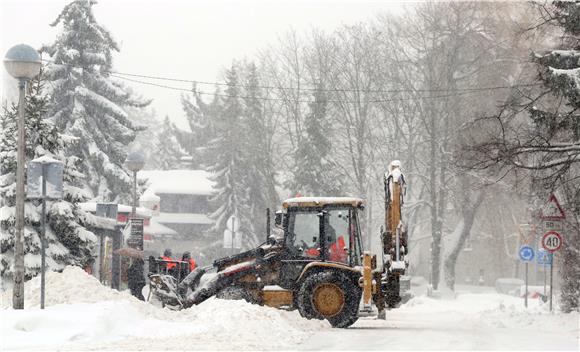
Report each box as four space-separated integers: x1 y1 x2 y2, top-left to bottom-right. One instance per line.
3 44 41 310
125 151 145 217
124 152 145 299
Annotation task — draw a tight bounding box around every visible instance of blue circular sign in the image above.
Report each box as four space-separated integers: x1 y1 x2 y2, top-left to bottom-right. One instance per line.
519 246 534 262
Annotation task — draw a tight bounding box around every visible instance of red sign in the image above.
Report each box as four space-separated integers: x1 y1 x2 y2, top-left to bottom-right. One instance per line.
540 194 566 220
541 231 563 253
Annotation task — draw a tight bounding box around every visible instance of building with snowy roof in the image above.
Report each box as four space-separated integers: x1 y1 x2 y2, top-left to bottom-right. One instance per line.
137 170 216 260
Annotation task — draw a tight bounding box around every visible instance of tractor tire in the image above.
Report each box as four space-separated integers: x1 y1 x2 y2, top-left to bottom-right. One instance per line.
296 271 361 328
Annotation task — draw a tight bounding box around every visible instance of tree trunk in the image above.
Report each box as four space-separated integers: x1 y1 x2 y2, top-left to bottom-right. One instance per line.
444 190 485 291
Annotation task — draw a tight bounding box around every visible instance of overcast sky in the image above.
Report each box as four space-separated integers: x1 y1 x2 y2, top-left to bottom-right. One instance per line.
1 0 407 129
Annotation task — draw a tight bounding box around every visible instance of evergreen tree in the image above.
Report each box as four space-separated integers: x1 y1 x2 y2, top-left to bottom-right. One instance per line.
42 0 149 202
127 106 163 169
0 75 96 283
531 1 580 313
206 66 253 248
242 63 279 242
155 116 185 170
290 86 342 196
179 86 221 169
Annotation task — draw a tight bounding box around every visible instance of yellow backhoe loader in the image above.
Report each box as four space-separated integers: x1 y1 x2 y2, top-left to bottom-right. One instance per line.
148 161 409 328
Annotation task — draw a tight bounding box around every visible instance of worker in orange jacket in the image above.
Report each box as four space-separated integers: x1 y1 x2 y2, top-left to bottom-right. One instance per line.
160 249 176 271
181 251 196 271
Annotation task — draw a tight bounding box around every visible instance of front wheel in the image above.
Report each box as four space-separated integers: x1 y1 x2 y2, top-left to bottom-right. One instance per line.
296 271 361 328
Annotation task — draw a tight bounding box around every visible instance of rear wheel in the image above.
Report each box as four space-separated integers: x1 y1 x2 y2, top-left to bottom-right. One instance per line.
297 271 361 328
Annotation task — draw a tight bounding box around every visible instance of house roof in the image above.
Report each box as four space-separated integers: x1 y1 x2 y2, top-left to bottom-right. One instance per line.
138 169 215 197
155 212 213 225
78 202 152 218
145 218 178 236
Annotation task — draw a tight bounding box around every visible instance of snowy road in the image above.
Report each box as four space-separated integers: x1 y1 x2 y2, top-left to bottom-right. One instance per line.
1 267 578 351
299 294 579 351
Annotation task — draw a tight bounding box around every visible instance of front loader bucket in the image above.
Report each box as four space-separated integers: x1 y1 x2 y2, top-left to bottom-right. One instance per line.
148 274 183 309
148 260 256 309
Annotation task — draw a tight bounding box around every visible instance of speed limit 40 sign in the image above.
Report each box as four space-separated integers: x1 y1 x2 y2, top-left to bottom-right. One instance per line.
542 231 563 253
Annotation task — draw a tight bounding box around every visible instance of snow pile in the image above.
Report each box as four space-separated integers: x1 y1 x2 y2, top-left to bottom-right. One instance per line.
1 266 328 351
400 293 579 342
1 266 132 308
99 299 329 351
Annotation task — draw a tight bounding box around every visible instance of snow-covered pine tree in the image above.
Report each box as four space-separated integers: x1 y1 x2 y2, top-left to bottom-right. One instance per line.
127 107 163 169
155 116 185 170
179 86 221 169
0 75 96 284
42 0 149 203
531 1 580 313
241 63 279 244
206 65 252 249
290 86 342 196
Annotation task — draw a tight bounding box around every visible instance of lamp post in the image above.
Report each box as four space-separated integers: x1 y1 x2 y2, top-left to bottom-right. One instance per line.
3 44 41 309
125 151 145 217
125 151 145 250
124 152 145 300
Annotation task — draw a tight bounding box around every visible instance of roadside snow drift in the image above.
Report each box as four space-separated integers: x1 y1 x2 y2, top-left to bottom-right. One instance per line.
0 266 328 351
1 267 578 351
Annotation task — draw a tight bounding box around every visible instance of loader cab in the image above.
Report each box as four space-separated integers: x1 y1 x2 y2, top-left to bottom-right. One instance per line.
278 197 364 288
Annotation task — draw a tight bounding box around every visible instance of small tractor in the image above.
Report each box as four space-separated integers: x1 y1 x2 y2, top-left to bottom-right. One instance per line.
148 161 409 328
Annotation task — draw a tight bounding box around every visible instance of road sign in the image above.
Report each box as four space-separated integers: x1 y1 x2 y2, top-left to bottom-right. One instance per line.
127 218 144 250
223 229 233 249
540 194 566 220
543 220 562 231
234 231 243 249
96 203 118 220
518 224 537 245
226 215 240 232
223 229 242 249
519 245 535 262
537 248 553 265
27 159 64 199
541 231 563 253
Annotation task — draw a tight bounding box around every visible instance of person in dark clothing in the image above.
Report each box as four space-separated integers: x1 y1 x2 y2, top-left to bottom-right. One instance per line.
180 251 197 280
128 258 146 300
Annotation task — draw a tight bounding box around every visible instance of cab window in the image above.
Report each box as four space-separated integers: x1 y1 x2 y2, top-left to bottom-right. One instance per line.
324 208 351 264
286 211 320 258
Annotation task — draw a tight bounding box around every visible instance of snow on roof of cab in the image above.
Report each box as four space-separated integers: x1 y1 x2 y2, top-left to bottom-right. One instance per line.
138 170 215 196
282 197 364 208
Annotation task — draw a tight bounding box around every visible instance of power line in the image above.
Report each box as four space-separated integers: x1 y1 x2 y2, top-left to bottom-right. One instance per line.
42 58 540 95
111 73 482 104
110 70 538 94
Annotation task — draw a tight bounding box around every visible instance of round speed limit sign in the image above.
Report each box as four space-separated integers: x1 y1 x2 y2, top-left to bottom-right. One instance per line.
541 231 563 253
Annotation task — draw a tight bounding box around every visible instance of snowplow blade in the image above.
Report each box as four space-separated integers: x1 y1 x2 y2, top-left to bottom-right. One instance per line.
148 259 260 309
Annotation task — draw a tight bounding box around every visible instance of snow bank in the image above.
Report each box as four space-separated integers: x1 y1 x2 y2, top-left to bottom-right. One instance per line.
1 266 131 307
302 292 578 351
401 293 579 332
1 266 328 351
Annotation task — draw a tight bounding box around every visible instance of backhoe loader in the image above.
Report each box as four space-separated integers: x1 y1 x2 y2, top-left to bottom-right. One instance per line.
148 161 409 328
